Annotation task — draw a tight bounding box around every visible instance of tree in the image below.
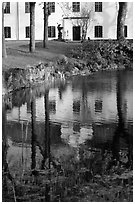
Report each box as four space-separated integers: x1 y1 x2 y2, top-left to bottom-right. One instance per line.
43 3 48 48
29 2 36 52
59 2 94 41
43 2 52 48
2 3 7 58
117 2 128 40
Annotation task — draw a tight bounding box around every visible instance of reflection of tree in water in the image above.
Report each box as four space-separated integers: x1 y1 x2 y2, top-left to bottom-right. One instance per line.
2 102 16 201
58 83 67 100
31 97 37 171
111 71 132 168
41 90 51 169
30 90 62 201
30 91 51 201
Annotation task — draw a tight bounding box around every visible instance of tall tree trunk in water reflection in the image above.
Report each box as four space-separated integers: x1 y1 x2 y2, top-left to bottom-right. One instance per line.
44 90 51 201
2 101 16 201
31 97 36 171
112 71 123 161
2 102 8 191
112 71 132 167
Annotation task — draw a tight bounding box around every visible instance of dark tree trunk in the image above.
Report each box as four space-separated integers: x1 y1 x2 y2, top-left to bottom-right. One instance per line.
117 2 128 40
30 2 36 52
43 2 49 48
2 3 7 58
31 98 36 170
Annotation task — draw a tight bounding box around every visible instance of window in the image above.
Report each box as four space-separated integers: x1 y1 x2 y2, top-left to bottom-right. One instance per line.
25 26 30 38
95 2 102 12
49 100 56 113
95 26 103 38
4 2 10 13
124 25 127 38
72 2 80 12
48 26 56 37
48 2 55 13
73 100 80 114
25 2 30 13
4 27 11 38
95 100 102 113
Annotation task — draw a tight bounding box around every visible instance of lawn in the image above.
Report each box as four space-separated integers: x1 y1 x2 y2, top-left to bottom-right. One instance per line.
3 40 81 70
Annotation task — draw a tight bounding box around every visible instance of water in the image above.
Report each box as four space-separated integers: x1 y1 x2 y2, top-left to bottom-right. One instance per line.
2 70 133 201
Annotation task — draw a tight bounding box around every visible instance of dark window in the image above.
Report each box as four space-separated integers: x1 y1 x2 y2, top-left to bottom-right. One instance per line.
48 2 55 13
95 100 102 113
73 100 80 114
27 102 31 113
4 27 11 38
95 26 103 38
95 2 102 12
49 100 56 113
26 26 30 38
124 25 127 37
73 122 80 133
4 2 10 13
25 2 30 13
48 26 56 37
72 2 80 12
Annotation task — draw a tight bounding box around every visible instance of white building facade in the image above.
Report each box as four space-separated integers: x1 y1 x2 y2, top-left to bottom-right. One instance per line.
4 2 133 41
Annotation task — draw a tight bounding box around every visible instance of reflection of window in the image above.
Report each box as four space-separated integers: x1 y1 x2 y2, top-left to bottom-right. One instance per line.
72 2 80 12
124 25 127 38
48 2 55 13
95 26 103 38
73 100 80 113
49 100 56 113
4 2 10 13
95 99 102 113
25 26 30 38
48 26 56 38
27 102 31 113
95 2 102 12
73 122 80 133
4 27 11 38
25 2 30 13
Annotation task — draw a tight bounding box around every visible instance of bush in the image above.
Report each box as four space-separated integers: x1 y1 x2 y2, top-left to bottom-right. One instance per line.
70 39 133 70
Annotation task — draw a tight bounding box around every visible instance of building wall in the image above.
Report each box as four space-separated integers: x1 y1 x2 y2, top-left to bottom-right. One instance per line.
4 2 18 40
4 2 133 40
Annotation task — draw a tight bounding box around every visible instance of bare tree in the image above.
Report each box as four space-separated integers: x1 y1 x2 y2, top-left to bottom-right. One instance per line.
43 2 53 48
58 2 94 41
43 3 49 48
2 3 7 58
117 2 128 40
30 2 36 52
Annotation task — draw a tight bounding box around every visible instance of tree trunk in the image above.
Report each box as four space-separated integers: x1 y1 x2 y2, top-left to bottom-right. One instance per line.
117 2 128 40
30 2 35 52
43 2 49 48
2 3 7 58
31 98 36 170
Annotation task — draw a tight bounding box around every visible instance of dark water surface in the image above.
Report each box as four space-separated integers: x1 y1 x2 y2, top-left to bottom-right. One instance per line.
2 70 133 201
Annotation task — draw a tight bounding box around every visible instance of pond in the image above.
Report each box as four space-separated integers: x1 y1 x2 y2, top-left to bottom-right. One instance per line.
2 69 133 201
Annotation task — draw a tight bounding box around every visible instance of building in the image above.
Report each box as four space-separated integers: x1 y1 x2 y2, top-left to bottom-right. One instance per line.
4 2 133 40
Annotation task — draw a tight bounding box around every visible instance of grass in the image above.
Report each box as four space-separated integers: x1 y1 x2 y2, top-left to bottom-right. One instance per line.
3 40 81 70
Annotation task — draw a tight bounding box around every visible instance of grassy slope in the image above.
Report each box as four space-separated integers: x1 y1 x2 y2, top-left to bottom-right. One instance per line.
2 40 81 70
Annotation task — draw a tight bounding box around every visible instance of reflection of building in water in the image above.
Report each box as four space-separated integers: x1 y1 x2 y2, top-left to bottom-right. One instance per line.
49 100 56 114
73 122 80 133
95 99 103 113
6 71 133 150
6 121 62 145
73 100 80 114
61 123 93 148
27 101 31 113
